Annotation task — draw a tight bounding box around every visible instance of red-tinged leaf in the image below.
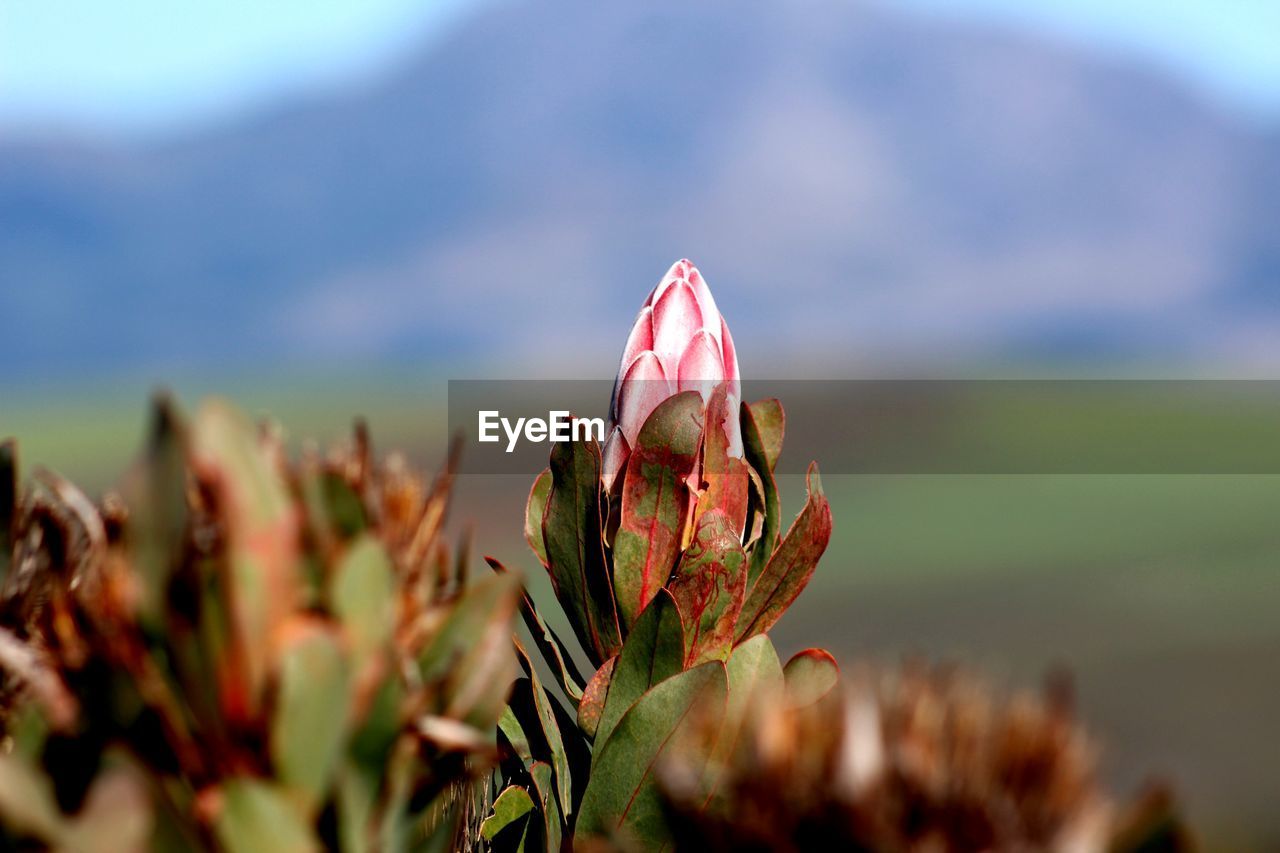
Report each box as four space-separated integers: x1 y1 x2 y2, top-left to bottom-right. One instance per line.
593 590 685 761
269 621 350 814
542 439 621 665
525 469 551 568
740 400 782 586
191 400 301 723
695 385 750 537
576 662 728 848
486 557 586 704
667 511 747 667
514 638 574 819
735 463 832 642
613 392 704 629
746 399 785 472
783 648 840 707
578 656 616 741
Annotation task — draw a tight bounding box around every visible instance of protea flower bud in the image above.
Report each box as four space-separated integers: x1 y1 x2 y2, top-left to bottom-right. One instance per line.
602 259 741 491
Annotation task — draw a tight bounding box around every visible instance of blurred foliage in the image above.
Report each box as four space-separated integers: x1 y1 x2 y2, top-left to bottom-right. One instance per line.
0 396 517 852
657 662 1196 852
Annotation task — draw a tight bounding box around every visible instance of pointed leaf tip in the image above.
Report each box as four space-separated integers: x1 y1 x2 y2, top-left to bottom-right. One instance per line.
735 462 832 642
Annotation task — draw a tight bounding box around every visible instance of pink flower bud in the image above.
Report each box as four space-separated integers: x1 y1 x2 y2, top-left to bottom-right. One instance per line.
603 259 742 490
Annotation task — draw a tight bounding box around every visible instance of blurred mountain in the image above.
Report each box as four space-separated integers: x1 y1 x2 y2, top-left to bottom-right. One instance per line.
2 0 1278 378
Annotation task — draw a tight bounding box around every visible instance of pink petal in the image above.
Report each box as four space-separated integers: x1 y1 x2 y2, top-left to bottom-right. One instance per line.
677 330 725 401
618 306 654 376
649 259 686 306
685 261 722 332
616 350 673 446
601 426 630 492
720 316 739 383
652 280 703 373
643 281 660 308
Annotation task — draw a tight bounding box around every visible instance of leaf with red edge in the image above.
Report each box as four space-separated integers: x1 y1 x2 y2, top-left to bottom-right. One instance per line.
667 511 746 667
576 661 728 848
746 399 785 473
696 384 750 536
542 438 621 665
593 589 685 761
613 392 703 629
735 463 832 642
191 400 301 723
740 401 782 586
783 648 840 707
578 656 616 741
525 469 551 568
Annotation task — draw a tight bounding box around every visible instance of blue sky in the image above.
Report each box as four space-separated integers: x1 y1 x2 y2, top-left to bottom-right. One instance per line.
2 0 1279 133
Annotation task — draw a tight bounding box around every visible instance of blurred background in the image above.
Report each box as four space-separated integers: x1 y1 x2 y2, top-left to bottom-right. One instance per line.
2 0 1278 845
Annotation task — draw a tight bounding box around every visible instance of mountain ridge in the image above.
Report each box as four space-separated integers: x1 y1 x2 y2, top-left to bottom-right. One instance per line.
2 0 1277 377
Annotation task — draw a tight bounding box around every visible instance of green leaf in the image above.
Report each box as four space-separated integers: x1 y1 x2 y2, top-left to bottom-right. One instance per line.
336 766 376 853
486 557 585 704
717 634 785 759
0 751 67 843
613 392 704 629
667 511 747 666
0 439 15 583
498 700 535 768
514 639 574 819
480 786 536 842
348 676 404 771
322 471 369 539
332 536 395 667
783 648 840 707
192 399 301 721
741 400 783 586
214 778 318 853
270 624 350 812
524 469 552 568
542 438 621 665
746 399 785 473
593 589 685 759
577 656 615 742
725 634 784 706
736 463 832 641
528 761 562 853
119 396 189 627
577 662 728 848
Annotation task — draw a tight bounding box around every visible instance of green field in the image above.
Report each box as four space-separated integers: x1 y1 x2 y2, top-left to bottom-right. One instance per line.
4 380 1278 848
